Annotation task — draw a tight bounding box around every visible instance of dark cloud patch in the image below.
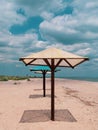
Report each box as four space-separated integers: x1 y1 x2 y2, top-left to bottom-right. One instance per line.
0 41 9 47
40 26 95 45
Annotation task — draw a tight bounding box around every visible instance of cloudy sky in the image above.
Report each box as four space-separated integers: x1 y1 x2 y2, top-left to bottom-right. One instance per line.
0 0 98 77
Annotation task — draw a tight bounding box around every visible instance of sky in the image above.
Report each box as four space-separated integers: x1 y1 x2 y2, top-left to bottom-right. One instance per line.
0 0 98 78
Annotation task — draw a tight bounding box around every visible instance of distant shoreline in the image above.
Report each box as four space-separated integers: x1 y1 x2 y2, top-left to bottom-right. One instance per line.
56 77 98 82
0 75 98 82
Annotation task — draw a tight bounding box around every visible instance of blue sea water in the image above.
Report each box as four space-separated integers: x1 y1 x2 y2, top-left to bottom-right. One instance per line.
57 77 98 82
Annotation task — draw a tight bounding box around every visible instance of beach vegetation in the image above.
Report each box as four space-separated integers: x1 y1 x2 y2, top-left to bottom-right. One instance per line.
0 75 30 81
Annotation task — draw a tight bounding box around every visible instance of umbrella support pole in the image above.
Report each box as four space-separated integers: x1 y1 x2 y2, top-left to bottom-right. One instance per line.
51 59 55 121
43 71 46 97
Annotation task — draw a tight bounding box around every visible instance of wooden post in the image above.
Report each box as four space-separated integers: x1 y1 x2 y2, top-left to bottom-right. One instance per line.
43 71 46 97
51 59 55 121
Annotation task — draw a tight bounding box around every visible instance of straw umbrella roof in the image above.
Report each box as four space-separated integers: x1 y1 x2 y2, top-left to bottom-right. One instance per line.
20 47 88 68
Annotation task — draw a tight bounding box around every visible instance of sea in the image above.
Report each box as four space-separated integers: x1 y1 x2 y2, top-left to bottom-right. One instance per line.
57 77 98 82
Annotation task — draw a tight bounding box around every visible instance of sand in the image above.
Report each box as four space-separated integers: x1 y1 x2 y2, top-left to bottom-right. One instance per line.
0 78 98 130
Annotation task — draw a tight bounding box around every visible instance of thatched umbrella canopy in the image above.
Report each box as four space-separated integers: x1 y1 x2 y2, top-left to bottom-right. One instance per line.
19 47 89 121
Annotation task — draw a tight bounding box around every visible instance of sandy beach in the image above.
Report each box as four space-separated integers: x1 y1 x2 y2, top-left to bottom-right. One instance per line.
0 78 98 130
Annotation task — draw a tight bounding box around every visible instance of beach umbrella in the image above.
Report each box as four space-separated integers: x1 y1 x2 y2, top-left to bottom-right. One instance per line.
19 47 89 121
30 66 60 97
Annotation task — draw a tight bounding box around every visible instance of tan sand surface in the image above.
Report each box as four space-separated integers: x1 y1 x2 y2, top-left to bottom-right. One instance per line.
0 78 98 130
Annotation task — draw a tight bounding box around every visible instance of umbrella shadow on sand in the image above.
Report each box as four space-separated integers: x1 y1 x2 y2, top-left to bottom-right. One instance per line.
29 94 51 98
20 109 77 123
29 94 57 98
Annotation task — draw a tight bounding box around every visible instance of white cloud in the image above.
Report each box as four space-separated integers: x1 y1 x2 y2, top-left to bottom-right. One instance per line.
93 58 98 61
0 0 68 64
40 0 98 46
0 28 50 63
0 0 26 31
75 48 92 56
0 30 38 47
35 41 48 48
40 12 54 20
12 0 67 16
0 0 98 68
0 29 39 63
